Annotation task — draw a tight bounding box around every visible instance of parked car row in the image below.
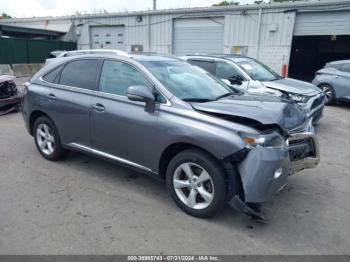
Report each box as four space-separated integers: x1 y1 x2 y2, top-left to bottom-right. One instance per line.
21 50 324 220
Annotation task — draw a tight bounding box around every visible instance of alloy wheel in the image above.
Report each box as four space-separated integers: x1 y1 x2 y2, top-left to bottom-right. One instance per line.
36 123 55 155
173 162 214 210
321 85 333 102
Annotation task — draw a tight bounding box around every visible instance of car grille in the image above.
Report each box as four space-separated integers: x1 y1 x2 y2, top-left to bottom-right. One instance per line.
311 94 325 109
0 81 17 99
289 138 316 162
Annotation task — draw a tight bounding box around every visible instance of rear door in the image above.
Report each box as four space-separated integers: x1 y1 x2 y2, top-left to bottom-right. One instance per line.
333 63 350 98
41 59 100 149
90 59 159 170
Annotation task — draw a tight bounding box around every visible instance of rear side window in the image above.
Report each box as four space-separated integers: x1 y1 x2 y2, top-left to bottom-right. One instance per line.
99 60 152 96
42 65 63 84
59 59 100 90
188 59 216 75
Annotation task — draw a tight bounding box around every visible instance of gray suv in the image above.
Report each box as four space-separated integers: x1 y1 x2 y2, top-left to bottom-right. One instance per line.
22 54 320 218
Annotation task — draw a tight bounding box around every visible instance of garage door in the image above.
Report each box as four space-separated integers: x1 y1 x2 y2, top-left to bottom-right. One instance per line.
294 11 350 36
90 26 125 50
173 17 224 55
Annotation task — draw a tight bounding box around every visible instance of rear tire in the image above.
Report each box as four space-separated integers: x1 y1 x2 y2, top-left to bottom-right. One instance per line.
33 116 67 161
319 84 335 105
166 149 226 218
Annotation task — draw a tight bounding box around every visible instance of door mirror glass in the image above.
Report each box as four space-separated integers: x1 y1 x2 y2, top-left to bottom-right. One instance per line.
126 85 155 112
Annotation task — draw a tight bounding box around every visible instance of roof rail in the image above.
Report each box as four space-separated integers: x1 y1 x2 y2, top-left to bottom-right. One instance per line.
65 49 132 58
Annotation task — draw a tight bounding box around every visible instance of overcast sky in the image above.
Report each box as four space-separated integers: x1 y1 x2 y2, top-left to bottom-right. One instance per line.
0 0 266 18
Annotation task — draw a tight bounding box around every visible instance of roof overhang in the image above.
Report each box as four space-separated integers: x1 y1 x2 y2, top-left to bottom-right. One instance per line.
0 24 64 37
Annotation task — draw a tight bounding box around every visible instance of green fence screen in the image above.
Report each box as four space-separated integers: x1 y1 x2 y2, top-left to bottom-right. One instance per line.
0 38 76 64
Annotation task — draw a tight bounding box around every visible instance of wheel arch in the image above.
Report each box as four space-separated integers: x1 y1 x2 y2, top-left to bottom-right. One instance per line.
318 82 337 96
158 142 221 179
29 110 54 136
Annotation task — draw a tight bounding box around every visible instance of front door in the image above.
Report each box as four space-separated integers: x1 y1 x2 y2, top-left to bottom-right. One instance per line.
90 59 158 170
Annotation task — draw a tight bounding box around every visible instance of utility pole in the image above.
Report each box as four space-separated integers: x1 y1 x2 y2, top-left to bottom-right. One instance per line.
153 0 157 10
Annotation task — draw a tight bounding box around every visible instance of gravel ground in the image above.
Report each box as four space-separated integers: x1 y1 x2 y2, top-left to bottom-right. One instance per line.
0 90 349 254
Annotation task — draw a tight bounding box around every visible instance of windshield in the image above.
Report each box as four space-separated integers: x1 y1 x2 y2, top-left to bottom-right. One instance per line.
140 60 232 101
232 57 281 81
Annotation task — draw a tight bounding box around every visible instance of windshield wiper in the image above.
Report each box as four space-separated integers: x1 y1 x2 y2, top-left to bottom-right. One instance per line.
215 92 234 101
182 98 214 103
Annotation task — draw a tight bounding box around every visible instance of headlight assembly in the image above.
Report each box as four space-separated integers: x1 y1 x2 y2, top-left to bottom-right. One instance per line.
239 132 286 148
288 93 310 103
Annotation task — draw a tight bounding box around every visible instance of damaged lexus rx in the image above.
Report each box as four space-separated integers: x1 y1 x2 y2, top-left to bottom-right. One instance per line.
22 54 320 218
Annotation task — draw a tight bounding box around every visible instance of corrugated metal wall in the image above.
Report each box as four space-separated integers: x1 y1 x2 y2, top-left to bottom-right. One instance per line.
75 9 295 72
0 38 76 64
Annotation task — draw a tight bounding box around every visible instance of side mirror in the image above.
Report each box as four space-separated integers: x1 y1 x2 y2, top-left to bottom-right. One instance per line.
126 85 155 112
228 75 243 85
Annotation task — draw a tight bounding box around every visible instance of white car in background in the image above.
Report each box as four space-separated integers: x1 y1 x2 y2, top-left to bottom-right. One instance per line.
182 54 326 124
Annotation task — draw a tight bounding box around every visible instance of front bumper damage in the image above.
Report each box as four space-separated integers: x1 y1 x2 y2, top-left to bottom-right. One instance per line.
0 94 23 115
228 131 320 219
300 93 326 124
0 75 23 116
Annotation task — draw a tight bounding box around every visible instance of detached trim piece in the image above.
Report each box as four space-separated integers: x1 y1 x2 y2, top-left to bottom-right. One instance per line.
69 142 154 173
288 132 320 175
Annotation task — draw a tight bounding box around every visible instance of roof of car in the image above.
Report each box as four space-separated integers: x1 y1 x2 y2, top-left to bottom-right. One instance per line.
328 60 350 65
132 54 180 62
184 54 251 61
51 53 181 63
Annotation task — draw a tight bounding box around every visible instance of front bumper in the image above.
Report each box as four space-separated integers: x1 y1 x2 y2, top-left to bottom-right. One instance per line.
235 132 320 204
0 94 23 115
299 93 326 123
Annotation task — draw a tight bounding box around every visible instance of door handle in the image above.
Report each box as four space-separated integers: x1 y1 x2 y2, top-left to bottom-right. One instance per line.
47 93 56 100
92 103 105 112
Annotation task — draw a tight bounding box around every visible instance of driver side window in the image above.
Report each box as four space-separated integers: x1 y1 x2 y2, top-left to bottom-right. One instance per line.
99 60 152 96
216 61 242 80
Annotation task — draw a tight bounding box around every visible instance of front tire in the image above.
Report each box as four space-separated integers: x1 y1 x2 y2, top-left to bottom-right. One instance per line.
34 116 67 161
166 149 226 218
319 84 335 105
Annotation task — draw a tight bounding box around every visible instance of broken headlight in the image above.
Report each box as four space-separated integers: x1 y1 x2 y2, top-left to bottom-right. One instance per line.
239 132 286 148
288 93 310 103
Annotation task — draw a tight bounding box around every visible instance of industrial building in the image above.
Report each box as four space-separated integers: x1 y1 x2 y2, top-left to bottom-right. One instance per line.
1 0 350 80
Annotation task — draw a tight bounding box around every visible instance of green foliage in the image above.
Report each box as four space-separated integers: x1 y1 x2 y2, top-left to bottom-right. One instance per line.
212 1 239 6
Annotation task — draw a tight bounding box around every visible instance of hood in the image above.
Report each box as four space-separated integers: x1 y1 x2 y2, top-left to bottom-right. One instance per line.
0 75 16 83
192 96 306 131
262 77 320 95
